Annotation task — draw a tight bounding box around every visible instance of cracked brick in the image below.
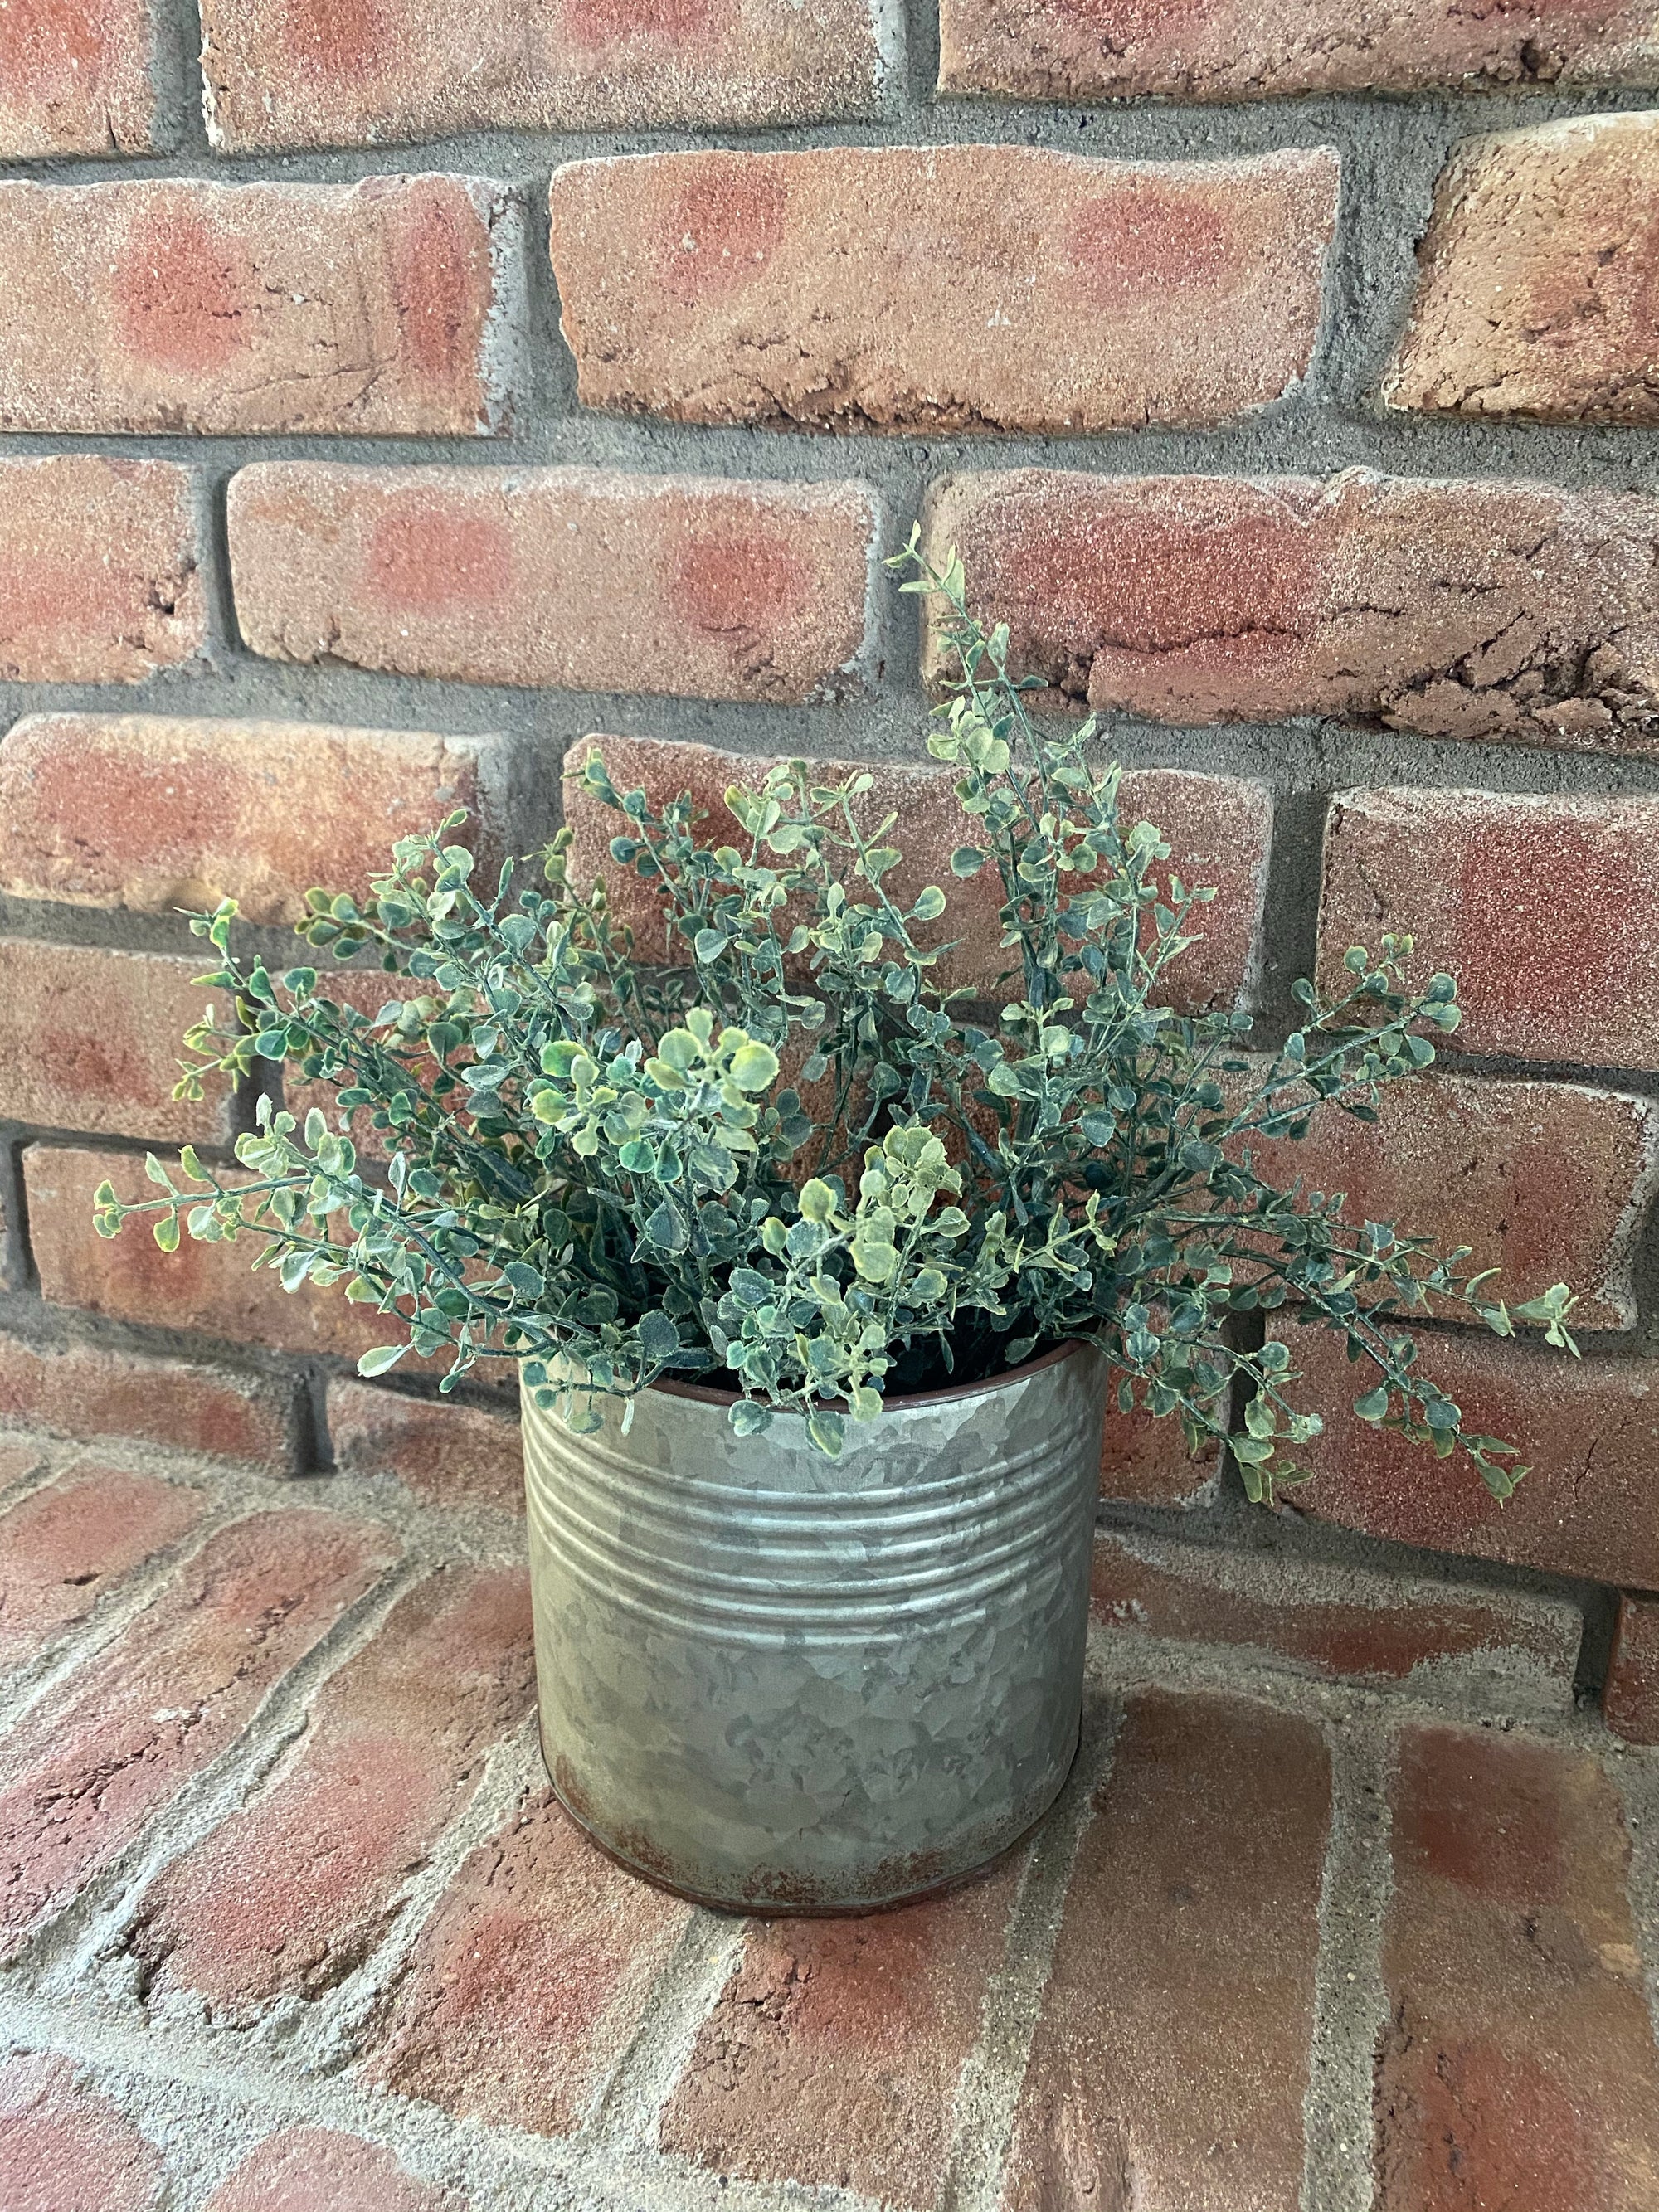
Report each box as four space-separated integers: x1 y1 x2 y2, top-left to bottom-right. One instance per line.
1375 1723 1659 2210
0 1507 396 1962
126 1564 533 2025
1386 113 1659 425
0 457 203 684
0 176 523 435
0 1463 207 1675
939 0 1659 102
199 0 883 151
923 467 1659 756
0 0 159 158
548 144 1340 434
228 464 877 704
0 715 504 926
1275 1325 1659 1587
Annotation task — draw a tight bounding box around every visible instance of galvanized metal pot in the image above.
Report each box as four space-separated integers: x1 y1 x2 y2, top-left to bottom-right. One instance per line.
521 1342 1107 1913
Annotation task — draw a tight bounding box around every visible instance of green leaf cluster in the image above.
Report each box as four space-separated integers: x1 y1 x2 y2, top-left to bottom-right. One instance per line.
94 537 1577 1489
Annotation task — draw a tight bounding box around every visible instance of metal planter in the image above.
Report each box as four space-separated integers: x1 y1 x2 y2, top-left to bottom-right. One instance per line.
521 1342 1107 1913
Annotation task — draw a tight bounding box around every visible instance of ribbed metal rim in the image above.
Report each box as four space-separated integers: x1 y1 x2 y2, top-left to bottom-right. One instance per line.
642 1338 1083 1416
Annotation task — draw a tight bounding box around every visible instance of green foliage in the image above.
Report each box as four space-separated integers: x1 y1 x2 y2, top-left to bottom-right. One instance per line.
95 537 1578 1495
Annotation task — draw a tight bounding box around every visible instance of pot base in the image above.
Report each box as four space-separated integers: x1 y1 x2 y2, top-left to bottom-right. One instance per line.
542 1721 1081 1918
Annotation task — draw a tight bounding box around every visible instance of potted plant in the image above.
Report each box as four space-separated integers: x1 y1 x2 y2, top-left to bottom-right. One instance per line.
95 539 1576 1912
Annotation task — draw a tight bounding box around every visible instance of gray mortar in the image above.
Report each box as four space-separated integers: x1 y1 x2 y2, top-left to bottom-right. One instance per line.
3 1 1659 2196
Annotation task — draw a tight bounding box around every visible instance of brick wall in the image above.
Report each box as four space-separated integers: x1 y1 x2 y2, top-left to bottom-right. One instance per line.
4 1 1659 1732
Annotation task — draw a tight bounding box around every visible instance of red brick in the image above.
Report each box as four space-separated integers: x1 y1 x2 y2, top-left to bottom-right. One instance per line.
0 1464 208 1674
548 145 1340 435
1243 1072 1656 1333
0 2051 167 2212
365 1791 689 2136
25 1146 419 1367
562 732 1270 1010
1099 1400 1222 1507
0 1330 300 1469
200 0 883 150
129 1565 532 2022
0 177 521 437
1386 113 1659 425
940 0 1659 101
0 942 231 1145
0 457 203 684
0 1506 396 1960
661 1853 1024 2206
1000 1689 1328 2210
1375 1723 1659 2209
1318 786 1659 1069
1092 1531 1579 1696
228 464 876 705
327 1382 523 1514
204 2126 457 2212
1604 1594 1659 1746
924 467 1659 756
0 0 159 157
1277 1325 1659 1587
0 716 503 927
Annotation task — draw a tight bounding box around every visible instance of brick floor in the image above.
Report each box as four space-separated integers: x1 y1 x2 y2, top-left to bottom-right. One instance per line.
0 1432 1654 2212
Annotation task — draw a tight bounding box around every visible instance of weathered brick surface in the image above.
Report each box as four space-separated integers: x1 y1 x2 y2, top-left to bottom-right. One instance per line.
0 942 230 1145
0 1507 395 1960
923 468 1659 756
1000 1689 1328 2210
0 1438 48 1486
200 0 883 150
204 2127 458 2212
327 1382 523 1514
228 465 876 704
1092 1531 1580 1696
563 732 1271 1010
939 0 1659 102
0 2051 167 2212
0 0 158 158
129 1566 533 2024
1099 1400 1222 1507
1277 1325 1659 1587
0 717 500 927
0 1330 300 1469
1242 1072 1657 1332
0 1464 207 1675
1604 1594 1659 1746
1317 787 1659 1069
548 145 1340 434
662 1855 1024 2206
1376 1723 1659 2209
1387 113 1659 425
0 177 521 437
366 1792 689 2136
24 1147 418 1366
0 457 203 684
